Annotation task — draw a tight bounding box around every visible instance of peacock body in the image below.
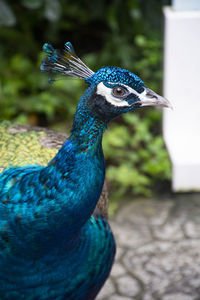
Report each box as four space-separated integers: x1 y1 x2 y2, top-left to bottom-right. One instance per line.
0 42 170 300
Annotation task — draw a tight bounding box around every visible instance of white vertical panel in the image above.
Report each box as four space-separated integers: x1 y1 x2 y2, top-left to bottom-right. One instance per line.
163 7 200 191
172 0 200 11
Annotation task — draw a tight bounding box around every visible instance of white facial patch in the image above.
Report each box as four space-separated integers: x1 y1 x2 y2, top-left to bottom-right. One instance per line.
96 82 170 109
96 82 148 107
96 82 131 107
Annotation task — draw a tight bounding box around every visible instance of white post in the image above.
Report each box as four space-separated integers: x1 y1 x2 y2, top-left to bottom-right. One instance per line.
163 2 200 191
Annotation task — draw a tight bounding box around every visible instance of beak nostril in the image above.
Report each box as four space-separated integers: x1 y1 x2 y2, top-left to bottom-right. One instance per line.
140 88 172 108
146 93 157 99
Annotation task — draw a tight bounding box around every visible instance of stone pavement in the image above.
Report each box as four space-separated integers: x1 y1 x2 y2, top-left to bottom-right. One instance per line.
96 194 200 300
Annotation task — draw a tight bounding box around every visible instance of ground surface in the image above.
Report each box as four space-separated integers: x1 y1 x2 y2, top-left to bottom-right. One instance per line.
97 194 200 300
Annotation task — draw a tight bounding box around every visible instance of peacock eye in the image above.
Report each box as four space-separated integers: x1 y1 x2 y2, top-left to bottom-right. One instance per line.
112 86 128 98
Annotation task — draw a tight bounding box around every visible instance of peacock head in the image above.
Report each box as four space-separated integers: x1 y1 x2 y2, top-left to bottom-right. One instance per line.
41 42 171 121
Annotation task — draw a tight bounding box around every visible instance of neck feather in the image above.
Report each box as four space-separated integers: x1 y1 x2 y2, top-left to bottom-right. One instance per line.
70 86 107 151
33 86 107 244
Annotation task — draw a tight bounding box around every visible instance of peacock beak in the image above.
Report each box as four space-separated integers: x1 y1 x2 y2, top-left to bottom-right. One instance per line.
138 88 172 109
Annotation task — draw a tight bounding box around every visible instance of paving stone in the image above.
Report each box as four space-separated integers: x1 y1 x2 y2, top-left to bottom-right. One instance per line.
122 242 172 282
171 194 200 224
109 295 133 300
115 199 173 226
153 221 184 241
143 294 155 300
96 278 115 300
184 221 200 238
121 239 200 298
162 293 195 300
102 196 200 299
187 276 200 289
110 262 126 277
113 222 152 249
116 275 140 297
114 245 124 261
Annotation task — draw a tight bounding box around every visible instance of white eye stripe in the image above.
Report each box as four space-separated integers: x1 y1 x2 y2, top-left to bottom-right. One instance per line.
96 82 131 107
97 81 150 108
108 82 146 97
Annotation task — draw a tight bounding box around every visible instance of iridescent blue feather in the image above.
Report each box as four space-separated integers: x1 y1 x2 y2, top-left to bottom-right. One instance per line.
41 42 94 80
0 41 164 300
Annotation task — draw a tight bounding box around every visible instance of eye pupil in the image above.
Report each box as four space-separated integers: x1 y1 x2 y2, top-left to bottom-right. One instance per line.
112 86 127 98
116 88 122 94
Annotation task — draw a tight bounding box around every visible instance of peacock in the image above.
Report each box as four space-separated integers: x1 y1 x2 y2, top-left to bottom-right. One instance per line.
0 42 171 300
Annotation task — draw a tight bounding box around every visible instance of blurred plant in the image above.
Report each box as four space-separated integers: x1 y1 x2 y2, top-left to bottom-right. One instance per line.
0 53 84 127
0 0 171 199
103 111 171 199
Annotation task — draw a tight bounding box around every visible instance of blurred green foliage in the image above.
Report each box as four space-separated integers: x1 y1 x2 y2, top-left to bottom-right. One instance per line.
103 111 171 199
0 0 171 199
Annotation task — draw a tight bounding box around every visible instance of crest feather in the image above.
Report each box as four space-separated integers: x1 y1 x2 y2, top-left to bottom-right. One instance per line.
41 42 94 81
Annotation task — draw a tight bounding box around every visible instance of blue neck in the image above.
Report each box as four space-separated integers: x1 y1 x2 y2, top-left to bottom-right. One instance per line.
70 85 107 151
33 86 108 247
2 86 109 258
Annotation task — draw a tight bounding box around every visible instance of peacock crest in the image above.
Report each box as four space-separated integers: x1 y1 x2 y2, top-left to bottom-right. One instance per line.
41 42 94 82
